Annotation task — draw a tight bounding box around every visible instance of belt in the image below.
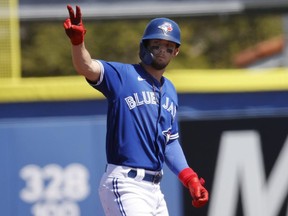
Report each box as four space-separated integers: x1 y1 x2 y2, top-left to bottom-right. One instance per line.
127 169 163 184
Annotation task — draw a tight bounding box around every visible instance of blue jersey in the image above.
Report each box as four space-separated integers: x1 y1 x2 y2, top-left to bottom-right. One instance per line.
88 60 179 171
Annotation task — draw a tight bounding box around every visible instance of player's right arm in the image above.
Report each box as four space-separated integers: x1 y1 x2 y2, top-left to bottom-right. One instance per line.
71 43 101 82
63 5 101 82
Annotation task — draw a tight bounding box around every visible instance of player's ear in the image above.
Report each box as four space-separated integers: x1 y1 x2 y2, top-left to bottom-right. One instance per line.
173 47 180 57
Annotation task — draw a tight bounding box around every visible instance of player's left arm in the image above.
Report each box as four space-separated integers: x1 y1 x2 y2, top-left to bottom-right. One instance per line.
165 139 209 208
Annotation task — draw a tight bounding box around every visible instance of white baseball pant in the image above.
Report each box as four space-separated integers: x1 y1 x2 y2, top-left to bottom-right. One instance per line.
98 164 169 216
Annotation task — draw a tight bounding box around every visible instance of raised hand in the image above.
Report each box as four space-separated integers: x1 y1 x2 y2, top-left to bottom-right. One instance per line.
63 5 86 45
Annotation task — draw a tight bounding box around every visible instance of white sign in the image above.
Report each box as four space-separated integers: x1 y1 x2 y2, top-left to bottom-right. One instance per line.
19 163 90 216
208 130 288 216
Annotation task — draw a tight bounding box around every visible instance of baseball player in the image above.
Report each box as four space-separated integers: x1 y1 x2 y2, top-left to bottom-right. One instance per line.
64 5 209 215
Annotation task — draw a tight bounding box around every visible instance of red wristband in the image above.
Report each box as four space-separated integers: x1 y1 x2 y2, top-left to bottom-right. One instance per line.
178 167 198 188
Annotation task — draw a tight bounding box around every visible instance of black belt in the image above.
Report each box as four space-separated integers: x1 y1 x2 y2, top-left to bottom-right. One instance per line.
127 169 163 184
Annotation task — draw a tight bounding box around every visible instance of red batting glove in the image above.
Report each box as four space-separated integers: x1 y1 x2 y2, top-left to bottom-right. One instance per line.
63 5 86 45
178 168 209 208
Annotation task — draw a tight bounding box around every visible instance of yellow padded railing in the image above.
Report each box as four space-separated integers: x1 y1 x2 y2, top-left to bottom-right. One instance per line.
0 68 288 103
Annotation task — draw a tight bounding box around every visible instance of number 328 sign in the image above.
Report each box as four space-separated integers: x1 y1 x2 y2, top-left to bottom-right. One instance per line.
19 163 90 216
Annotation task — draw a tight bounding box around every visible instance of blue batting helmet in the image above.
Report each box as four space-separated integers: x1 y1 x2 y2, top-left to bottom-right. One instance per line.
139 18 181 65
142 17 181 46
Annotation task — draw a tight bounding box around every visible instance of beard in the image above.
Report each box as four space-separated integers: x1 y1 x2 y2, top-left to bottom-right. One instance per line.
151 58 170 70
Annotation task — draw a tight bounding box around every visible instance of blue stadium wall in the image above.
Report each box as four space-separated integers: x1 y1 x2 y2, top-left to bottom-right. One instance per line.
1 69 288 216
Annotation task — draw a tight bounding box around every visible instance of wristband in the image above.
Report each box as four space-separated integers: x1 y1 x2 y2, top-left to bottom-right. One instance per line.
178 167 198 188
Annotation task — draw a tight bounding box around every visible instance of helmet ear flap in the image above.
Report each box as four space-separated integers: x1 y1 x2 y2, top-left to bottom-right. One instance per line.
139 41 154 65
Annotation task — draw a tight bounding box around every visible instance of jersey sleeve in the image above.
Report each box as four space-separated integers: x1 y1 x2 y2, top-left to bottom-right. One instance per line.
169 114 179 142
166 84 179 144
86 60 127 101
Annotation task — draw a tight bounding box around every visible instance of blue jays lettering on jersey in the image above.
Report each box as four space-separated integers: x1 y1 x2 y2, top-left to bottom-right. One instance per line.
88 60 179 171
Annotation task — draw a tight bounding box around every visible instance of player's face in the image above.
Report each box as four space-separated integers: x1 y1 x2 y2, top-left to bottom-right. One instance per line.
147 39 179 70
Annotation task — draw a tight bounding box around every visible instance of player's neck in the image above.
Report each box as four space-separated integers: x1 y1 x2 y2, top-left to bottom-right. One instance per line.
140 63 165 82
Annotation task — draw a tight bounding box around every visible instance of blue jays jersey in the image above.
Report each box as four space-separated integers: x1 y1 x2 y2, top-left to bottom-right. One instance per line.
88 60 179 171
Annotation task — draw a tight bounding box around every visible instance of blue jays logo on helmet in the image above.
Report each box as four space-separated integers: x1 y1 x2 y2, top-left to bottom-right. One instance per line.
158 22 173 35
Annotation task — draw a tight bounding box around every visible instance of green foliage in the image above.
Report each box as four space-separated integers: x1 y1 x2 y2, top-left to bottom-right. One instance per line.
21 22 75 77
174 15 282 69
20 14 283 77
84 19 148 63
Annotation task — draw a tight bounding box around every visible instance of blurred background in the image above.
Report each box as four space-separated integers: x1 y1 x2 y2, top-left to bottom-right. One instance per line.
1 0 288 215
